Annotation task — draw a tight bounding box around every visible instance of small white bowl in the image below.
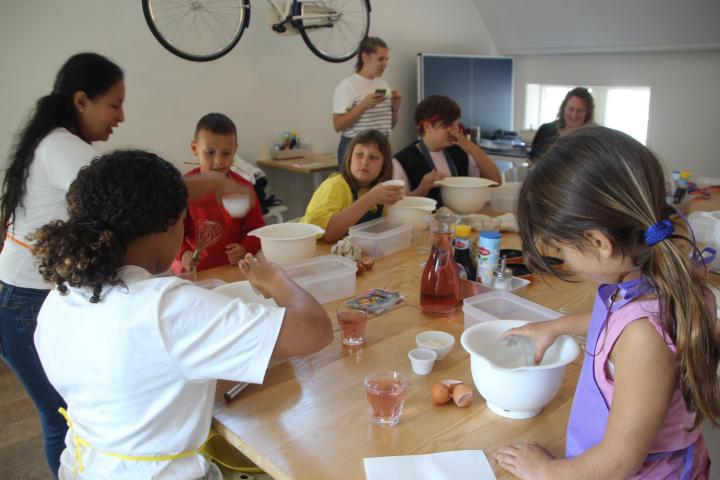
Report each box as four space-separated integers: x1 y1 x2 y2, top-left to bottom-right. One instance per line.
386 197 437 230
408 347 437 375
415 330 455 360
383 179 405 188
222 194 251 217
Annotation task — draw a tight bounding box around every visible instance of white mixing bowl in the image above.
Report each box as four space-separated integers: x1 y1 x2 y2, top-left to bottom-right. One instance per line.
435 177 498 213
249 223 324 264
461 320 579 419
386 197 437 230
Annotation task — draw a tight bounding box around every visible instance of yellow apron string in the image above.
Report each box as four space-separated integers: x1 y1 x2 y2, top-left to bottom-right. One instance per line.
58 408 262 478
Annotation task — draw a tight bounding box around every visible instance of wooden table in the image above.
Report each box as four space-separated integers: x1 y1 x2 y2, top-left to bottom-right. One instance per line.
198 233 598 480
257 154 337 190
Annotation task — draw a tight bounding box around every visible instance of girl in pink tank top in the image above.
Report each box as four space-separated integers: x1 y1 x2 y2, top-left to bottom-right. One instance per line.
493 127 719 479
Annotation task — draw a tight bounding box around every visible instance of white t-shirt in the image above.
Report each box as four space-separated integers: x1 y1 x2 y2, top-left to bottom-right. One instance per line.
35 265 285 479
333 73 392 137
392 148 481 195
0 128 97 289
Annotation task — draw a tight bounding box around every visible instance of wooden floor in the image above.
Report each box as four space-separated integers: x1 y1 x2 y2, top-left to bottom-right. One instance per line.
0 361 51 479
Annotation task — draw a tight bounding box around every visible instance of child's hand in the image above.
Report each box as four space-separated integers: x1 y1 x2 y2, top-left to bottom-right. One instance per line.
360 92 386 110
181 250 199 268
238 252 287 299
418 170 446 195
368 183 404 206
493 442 554 480
225 243 247 265
504 321 558 364
449 124 472 150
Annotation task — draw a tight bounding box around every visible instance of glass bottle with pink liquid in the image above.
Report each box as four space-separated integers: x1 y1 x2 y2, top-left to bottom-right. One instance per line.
420 213 460 316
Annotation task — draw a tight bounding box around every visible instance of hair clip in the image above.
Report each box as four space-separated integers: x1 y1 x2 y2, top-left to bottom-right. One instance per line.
644 219 674 246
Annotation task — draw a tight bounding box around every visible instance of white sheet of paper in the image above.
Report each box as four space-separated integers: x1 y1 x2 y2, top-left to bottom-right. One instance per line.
363 450 496 480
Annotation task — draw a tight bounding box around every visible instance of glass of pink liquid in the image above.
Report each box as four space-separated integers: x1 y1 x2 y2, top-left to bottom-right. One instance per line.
337 306 369 346
364 371 408 426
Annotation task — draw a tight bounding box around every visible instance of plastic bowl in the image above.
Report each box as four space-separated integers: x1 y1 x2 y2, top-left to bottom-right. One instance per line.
386 197 437 230
249 223 324 264
415 330 455 360
435 177 498 213
461 320 579 419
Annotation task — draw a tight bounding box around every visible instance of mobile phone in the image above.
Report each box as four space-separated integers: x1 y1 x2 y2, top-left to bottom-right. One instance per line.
374 88 386 96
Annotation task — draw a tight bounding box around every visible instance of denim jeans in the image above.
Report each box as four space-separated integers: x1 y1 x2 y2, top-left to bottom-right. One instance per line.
0 281 66 479
337 134 352 169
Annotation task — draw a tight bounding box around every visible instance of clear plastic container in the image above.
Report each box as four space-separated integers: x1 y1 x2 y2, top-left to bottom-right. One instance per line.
348 217 412 258
283 254 357 304
462 290 562 329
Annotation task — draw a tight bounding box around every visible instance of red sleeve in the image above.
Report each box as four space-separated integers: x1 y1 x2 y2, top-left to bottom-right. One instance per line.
175 169 201 262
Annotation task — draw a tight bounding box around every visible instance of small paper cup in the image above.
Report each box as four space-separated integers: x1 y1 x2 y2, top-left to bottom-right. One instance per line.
383 179 405 188
408 347 437 375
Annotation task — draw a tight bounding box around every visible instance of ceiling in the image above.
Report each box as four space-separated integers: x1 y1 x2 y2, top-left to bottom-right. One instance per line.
472 0 720 55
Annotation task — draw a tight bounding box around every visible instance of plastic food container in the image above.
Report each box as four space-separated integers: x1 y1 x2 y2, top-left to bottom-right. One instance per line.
462 290 562 329
348 218 412 258
282 254 357 304
688 211 720 245
249 223 323 264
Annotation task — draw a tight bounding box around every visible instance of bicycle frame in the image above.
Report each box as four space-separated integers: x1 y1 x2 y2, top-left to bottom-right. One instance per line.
266 0 371 25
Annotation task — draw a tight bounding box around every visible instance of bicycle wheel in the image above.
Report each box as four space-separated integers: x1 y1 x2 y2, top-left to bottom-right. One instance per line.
142 0 250 62
295 0 370 63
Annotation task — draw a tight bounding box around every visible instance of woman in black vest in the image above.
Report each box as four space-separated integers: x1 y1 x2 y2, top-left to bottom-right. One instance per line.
392 95 501 206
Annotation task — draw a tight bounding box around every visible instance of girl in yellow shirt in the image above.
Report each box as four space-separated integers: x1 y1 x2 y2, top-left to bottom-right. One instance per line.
302 129 403 242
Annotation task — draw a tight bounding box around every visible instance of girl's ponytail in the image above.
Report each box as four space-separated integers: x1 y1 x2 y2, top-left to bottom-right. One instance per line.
645 222 720 429
32 218 126 303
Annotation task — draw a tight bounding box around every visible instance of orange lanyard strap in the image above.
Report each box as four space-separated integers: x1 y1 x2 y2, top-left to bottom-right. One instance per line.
5 233 31 250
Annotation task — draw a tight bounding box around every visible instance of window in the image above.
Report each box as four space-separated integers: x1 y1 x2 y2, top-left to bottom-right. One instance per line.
524 84 651 144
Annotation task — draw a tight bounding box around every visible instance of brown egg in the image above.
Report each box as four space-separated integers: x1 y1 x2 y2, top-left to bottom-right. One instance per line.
431 383 451 405
452 383 474 408
442 379 462 394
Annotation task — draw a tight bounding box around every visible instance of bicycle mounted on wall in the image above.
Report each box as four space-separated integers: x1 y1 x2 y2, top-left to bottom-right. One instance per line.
142 0 371 63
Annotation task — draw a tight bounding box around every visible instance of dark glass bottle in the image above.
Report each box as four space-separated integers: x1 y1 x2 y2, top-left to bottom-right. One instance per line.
454 224 475 281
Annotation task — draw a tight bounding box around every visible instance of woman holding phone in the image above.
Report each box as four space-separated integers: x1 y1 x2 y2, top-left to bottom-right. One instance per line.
332 36 401 167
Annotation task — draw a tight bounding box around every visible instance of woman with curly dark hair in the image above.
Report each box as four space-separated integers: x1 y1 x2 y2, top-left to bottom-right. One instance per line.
0 52 124 477
31 150 332 479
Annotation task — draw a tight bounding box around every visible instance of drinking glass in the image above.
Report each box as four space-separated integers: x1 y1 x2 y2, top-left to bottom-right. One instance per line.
364 371 408 426
337 306 369 346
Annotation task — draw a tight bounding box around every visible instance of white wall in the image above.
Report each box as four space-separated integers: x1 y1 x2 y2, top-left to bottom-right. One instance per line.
0 0 496 174
513 51 720 177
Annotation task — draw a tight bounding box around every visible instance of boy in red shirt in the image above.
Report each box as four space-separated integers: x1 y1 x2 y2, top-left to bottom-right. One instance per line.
176 113 265 272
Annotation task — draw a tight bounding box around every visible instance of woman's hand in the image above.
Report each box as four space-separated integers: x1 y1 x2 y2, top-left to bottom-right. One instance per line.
391 90 402 110
367 183 404 206
359 91 386 111
504 320 559 364
493 442 555 480
238 252 287 299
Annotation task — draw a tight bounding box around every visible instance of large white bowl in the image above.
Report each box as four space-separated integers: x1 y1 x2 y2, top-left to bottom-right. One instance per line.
386 197 437 230
213 281 278 307
249 223 324 264
461 320 579 419
435 177 498 213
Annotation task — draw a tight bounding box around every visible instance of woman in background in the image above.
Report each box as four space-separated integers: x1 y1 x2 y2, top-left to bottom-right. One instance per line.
529 87 595 162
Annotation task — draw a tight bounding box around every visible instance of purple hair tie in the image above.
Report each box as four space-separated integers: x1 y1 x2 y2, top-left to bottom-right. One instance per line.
644 219 674 246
